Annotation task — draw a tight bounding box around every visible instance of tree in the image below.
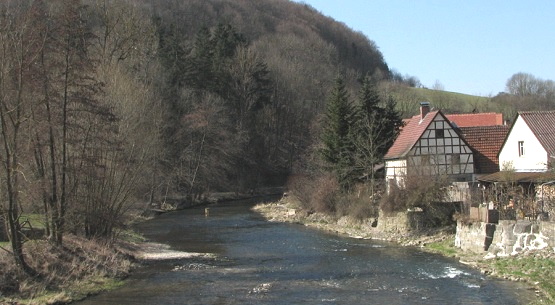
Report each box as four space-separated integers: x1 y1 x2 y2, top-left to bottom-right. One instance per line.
351 77 402 194
81 0 163 238
506 72 539 97
320 77 355 189
0 0 44 276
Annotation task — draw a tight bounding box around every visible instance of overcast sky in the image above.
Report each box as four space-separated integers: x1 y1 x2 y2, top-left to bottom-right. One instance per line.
295 0 555 96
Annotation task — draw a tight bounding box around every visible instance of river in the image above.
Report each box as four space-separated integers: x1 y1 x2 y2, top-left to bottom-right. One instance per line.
77 197 535 304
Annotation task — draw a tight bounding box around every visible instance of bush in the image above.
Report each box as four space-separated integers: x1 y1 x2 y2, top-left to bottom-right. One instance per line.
310 174 340 213
379 181 408 215
286 173 340 214
288 173 383 220
380 174 451 223
338 183 381 220
286 174 316 211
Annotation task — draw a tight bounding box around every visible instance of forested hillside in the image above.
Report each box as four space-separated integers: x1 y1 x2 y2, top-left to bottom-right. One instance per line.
145 0 392 192
0 0 391 261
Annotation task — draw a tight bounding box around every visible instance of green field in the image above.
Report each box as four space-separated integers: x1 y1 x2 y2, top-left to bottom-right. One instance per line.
384 84 493 118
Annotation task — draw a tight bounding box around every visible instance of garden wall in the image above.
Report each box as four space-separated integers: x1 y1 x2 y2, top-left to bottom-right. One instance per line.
456 220 555 256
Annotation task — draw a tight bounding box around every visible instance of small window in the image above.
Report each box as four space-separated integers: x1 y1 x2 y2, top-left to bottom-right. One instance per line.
518 141 524 156
435 129 444 138
451 154 460 165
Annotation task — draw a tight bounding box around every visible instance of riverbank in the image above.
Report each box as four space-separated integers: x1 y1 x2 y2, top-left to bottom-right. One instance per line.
0 235 214 304
0 191 279 304
0 235 134 305
253 198 551 304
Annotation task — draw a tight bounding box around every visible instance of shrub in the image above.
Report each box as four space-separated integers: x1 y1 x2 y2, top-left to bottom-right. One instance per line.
286 174 317 211
338 183 381 220
286 173 340 214
310 174 340 213
379 180 408 215
288 173 383 219
380 174 450 221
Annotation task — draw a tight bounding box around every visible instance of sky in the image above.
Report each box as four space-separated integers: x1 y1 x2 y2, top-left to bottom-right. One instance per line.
294 0 555 96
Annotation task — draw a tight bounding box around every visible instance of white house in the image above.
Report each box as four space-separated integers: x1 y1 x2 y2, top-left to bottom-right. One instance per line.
384 103 475 190
498 111 555 172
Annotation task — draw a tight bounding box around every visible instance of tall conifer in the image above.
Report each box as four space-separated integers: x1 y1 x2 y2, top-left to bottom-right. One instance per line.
320 77 355 188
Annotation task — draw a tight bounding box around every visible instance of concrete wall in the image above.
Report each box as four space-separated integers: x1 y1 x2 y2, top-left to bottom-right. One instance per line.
456 220 555 257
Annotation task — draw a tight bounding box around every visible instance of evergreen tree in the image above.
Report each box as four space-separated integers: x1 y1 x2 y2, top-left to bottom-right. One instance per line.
350 77 402 193
320 77 355 188
382 96 404 154
357 76 382 118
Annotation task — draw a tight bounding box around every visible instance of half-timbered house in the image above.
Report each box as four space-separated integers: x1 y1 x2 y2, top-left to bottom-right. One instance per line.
384 102 475 190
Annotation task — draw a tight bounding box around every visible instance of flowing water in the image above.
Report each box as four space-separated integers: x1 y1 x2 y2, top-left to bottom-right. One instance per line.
77 198 535 304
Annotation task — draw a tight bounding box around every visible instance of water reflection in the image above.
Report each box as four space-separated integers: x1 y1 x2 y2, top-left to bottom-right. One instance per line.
77 198 535 305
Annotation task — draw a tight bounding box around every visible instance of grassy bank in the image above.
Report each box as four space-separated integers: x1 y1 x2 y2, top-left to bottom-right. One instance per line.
254 199 551 304
425 238 553 304
0 235 136 304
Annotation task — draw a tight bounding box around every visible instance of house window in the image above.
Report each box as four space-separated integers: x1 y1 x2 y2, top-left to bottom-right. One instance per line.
451 154 460 165
518 141 524 156
435 129 444 138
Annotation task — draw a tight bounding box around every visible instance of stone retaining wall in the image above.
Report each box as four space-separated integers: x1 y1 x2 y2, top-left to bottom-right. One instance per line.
455 221 496 253
377 210 425 233
456 220 555 256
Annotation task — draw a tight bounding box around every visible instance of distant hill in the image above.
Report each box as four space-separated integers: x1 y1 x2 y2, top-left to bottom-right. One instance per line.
380 83 492 118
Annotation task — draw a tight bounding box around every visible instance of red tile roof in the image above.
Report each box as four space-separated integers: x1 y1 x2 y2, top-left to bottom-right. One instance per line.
384 111 440 159
519 111 555 157
446 112 503 127
459 125 509 174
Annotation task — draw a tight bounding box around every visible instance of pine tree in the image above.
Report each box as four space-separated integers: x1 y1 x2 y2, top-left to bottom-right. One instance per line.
382 96 403 155
350 77 402 193
320 77 355 188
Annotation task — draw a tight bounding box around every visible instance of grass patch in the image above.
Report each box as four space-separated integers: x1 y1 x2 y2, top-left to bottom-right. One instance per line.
11 276 126 305
491 256 555 303
0 235 134 304
386 85 493 116
20 213 46 230
117 228 146 243
424 237 458 257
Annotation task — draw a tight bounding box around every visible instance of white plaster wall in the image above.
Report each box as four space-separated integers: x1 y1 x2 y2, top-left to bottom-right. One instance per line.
385 159 406 189
499 116 548 172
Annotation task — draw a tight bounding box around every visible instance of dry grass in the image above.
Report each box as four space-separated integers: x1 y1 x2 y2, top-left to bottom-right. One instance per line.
0 235 134 304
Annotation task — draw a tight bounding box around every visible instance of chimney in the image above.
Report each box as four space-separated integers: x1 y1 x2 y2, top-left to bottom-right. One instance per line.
420 102 430 119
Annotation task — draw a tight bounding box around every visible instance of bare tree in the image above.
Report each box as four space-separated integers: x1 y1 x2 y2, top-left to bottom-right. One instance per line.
0 0 43 276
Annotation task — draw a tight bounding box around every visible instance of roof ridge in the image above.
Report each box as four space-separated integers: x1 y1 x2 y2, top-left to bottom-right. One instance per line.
459 125 509 130
446 112 501 116
519 110 555 114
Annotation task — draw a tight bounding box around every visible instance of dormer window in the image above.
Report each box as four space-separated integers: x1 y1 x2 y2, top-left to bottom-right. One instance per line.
518 141 524 156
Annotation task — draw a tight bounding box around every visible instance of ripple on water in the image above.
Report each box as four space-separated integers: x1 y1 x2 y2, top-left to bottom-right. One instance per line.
418 266 472 280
